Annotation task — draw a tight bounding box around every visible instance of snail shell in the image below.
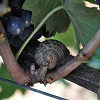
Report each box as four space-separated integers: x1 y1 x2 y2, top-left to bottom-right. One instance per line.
34 39 70 70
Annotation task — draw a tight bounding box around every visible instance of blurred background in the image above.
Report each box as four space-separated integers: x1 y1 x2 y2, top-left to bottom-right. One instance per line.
0 23 98 100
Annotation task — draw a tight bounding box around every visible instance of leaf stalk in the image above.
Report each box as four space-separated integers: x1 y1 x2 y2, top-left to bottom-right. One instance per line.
15 6 65 60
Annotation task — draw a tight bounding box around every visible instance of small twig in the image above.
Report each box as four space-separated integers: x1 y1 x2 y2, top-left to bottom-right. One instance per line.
0 21 31 85
45 29 100 83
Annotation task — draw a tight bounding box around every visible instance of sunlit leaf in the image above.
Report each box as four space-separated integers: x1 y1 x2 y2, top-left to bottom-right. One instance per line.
51 24 77 48
64 0 100 69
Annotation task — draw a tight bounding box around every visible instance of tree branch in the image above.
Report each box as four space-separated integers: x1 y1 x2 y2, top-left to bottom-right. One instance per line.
45 29 100 84
65 64 100 93
0 21 31 85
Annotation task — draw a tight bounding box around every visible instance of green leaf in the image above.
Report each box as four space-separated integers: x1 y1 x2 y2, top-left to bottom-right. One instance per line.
97 88 100 100
65 0 99 45
23 0 71 33
50 24 77 48
84 0 96 4
87 48 100 70
64 0 100 69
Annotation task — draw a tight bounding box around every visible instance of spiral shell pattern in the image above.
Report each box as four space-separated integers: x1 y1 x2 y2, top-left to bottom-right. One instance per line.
34 39 69 69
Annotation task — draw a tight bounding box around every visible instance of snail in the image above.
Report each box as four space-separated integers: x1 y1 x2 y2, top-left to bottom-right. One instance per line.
12 39 70 84
32 39 70 83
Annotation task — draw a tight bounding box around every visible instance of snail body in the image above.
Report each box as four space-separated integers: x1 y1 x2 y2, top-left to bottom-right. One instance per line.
33 39 70 82
17 39 70 83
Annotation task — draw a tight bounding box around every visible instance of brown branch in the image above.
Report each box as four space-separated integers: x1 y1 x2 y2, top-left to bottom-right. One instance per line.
65 63 100 93
45 29 100 83
0 21 31 85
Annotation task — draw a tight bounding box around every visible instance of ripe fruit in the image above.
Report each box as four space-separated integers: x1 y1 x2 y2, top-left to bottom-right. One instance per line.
96 0 100 7
11 36 24 47
7 16 24 35
18 25 34 41
8 0 25 16
20 10 32 28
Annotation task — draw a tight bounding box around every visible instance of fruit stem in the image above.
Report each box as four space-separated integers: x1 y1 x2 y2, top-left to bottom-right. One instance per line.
15 5 65 60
